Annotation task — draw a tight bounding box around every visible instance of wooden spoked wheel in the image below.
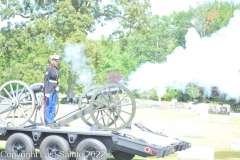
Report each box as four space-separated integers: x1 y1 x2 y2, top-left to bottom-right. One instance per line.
89 83 136 131
0 80 36 126
28 82 59 125
79 85 102 127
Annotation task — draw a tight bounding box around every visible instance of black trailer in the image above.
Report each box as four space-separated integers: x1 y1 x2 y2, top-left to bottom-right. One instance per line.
0 124 191 160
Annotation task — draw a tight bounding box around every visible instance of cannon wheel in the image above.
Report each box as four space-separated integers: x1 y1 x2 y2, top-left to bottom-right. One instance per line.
89 83 136 131
0 80 35 126
79 85 101 126
28 83 59 125
79 85 122 127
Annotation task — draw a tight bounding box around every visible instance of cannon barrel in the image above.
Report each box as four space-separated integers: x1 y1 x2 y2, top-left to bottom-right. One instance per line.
30 85 43 93
8 85 43 97
82 87 122 100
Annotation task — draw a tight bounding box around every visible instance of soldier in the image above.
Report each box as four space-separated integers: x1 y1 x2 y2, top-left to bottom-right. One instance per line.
44 55 60 125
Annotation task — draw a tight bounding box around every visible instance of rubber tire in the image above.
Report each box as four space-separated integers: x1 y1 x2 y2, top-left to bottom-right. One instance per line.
76 138 107 160
5 133 35 160
112 151 135 160
40 135 70 160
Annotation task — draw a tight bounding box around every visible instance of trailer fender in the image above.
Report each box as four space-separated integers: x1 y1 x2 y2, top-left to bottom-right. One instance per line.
5 133 35 160
40 135 70 160
75 138 107 160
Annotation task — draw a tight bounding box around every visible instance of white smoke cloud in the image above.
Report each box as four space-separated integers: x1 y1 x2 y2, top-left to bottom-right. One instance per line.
63 44 95 88
127 10 240 100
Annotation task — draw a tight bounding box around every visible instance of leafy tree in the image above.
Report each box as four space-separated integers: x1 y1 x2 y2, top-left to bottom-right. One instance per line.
206 1 240 34
125 15 175 64
207 86 222 103
189 1 239 37
118 51 137 77
170 11 193 48
97 39 137 80
124 11 192 65
149 89 159 101
94 72 108 85
189 1 213 37
0 0 152 94
186 83 201 101
0 0 151 38
1 0 240 114
107 71 123 83
162 87 182 101
228 99 240 112
98 40 122 72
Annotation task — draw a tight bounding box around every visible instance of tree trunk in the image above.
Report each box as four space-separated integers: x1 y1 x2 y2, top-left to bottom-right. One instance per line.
66 71 75 98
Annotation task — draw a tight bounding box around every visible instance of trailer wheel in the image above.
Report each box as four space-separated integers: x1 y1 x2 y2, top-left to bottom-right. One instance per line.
75 138 107 160
5 133 35 160
40 135 70 160
112 151 135 160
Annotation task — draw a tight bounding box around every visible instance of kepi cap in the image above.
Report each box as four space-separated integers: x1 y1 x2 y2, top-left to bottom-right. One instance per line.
50 55 60 62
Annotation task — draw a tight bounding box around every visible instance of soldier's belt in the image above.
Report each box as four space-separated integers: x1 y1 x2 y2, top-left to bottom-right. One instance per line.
49 80 58 83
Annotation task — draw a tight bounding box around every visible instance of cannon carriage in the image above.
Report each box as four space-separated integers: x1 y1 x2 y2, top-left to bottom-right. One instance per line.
0 80 136 131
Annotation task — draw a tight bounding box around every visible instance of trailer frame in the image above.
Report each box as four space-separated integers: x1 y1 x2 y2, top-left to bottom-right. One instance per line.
0 124 191 160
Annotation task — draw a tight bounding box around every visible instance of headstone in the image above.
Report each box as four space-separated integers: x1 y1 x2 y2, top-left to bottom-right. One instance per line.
193 99 199 104
177 146 214 160
121 98 129 104
169 99 177 108
150 104 161 109
216 104 230 114
219 106 228 114
231 138 240 150
199 113 210 121
138 103 148 108
181 124 199 137
161 101 167 110
174 102 185 110
210 105 217 113
195 104 209 115
143 100 161 109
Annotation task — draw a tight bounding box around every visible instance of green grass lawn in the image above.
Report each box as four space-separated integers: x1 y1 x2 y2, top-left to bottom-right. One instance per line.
125 104 240 160
1 103 240 160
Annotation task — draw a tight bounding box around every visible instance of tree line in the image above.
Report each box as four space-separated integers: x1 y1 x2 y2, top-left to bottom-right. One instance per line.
0 0 240 110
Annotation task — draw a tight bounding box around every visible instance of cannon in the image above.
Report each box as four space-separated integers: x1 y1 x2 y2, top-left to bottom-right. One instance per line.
8 85 43 96
0 80 136 131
